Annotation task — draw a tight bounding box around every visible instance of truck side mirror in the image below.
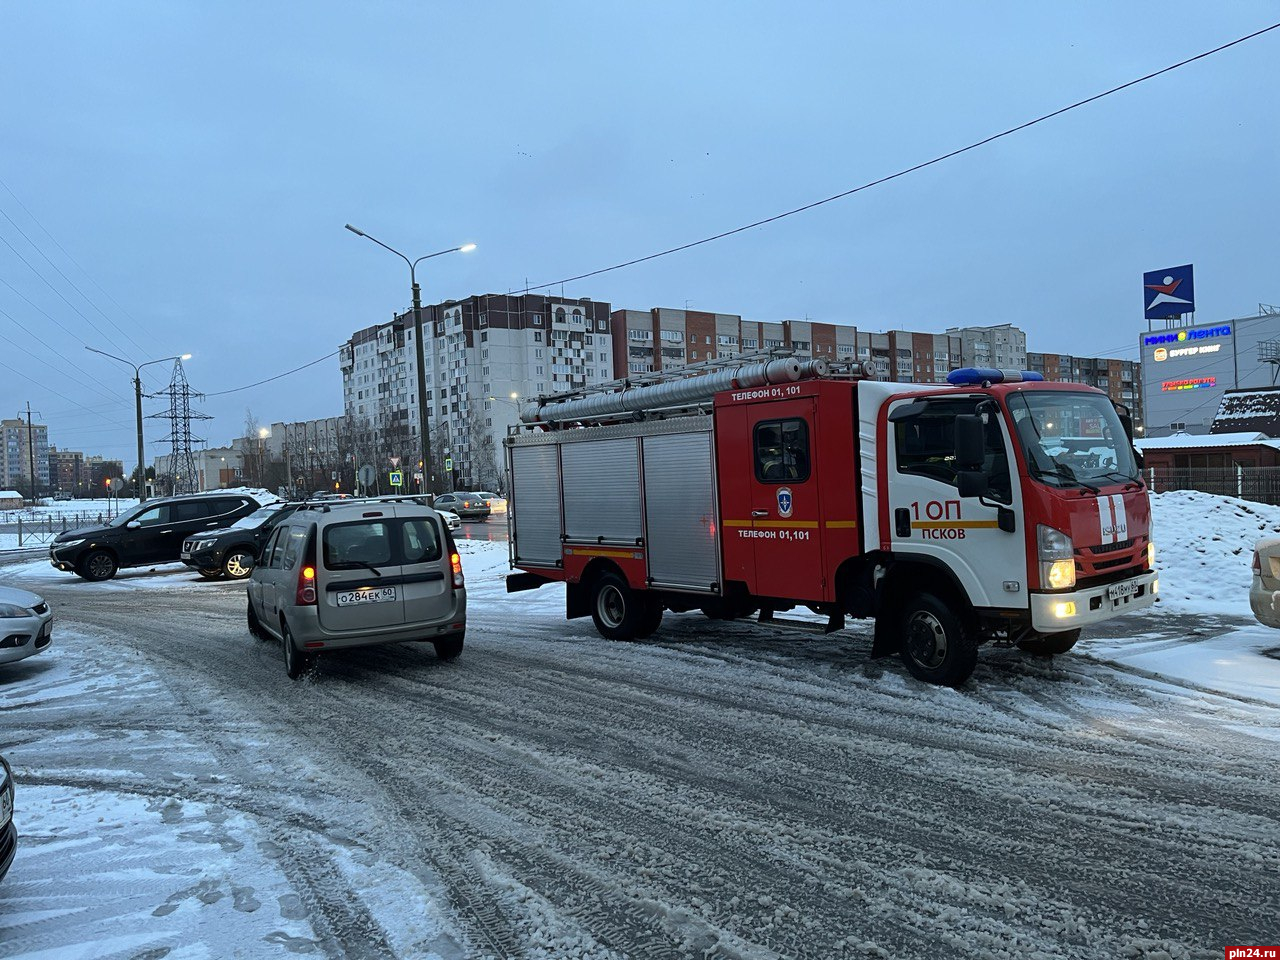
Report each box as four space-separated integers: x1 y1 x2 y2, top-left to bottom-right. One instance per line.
954 415 985 470
956 470 989 499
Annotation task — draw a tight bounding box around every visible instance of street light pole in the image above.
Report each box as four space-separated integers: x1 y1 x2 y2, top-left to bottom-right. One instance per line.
86 348 191 503
345 224 475 495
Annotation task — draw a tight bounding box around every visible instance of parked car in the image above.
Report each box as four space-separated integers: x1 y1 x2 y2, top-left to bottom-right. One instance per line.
246 498 467 678
0 585 53 665
438 510 461 532
52 491 72 502
1250 536 1280 627
181 502 300 580
49 492 263 581
0 754 14 883
431 492 491 521
474 491 507 513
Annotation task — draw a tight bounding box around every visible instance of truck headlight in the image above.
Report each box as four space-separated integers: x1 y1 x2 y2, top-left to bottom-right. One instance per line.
1037 525 1075 590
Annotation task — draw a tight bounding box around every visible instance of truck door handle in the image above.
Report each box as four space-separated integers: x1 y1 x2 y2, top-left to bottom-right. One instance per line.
751 510 768 518
894 508 911 538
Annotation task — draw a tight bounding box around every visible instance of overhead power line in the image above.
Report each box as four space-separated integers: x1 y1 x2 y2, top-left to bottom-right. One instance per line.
204 350 340 397
517 21 1280 293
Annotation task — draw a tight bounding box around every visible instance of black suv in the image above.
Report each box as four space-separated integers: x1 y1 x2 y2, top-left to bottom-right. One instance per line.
180 501 300 580
50 492 262 581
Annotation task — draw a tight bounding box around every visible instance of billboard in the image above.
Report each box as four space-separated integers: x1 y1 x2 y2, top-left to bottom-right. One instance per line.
1143 264 1195 320
1140 318 1235 435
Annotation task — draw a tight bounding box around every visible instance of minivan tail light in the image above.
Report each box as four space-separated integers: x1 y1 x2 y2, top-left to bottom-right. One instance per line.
297 565 316 606
451 552 464 588
296 529 318 606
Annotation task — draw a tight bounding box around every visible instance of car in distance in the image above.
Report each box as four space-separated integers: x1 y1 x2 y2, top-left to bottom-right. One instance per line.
0 586 53 666
1250 536 1280 627
246 498 467 678
431 492 491 521
0 754 15 883
438 510 461 532
474 491 507 513
182 502 299 580
49 492 262 581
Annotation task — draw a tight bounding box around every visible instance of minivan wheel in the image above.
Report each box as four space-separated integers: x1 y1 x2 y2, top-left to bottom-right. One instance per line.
898 592 978 687
434 634 464 661
223 549 254 580
77 550 117 582
281 621 314 680
247 597 265 639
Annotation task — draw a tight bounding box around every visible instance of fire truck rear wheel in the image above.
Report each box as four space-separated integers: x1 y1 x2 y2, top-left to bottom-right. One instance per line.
899 592 978 687
1018 629 1081 657
590 571 651 641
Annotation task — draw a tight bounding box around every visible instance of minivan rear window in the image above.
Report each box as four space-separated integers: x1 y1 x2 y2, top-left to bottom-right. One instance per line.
323 518 443 570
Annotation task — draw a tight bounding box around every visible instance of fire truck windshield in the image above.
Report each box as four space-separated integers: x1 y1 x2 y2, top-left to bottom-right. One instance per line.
1009 392 1139 490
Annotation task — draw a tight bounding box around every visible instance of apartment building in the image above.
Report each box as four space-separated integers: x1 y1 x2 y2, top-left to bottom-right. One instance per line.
1 418 50 494
947 323 1028 371
341 293 614 487
1026 352 1144 426
609 309 960 384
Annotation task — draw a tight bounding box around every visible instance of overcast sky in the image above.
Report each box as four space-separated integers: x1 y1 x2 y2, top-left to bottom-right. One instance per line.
2 2 1278 468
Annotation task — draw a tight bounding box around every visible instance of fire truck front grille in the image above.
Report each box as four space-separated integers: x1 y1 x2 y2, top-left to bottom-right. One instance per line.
1088 538 1134 555
1074 537 1146 586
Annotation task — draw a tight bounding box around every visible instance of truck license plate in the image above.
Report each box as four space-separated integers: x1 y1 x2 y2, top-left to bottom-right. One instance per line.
336 587 397 606
1107 580 1139 602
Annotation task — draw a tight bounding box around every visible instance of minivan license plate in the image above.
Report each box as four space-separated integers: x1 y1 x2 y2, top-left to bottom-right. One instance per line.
336 587 397 606
1107 580 1138 602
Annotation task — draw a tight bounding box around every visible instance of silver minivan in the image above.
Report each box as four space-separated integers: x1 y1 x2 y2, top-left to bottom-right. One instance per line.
246 498 466 678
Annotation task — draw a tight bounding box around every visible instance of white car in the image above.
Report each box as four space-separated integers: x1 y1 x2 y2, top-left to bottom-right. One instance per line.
474 491 507 513
0 586 54 665
438 510 462 532
1250 536 1280 628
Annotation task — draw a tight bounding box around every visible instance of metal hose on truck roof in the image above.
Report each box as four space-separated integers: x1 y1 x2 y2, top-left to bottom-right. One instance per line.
519 357 831 424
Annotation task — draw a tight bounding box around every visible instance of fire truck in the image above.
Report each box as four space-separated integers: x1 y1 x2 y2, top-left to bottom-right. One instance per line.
503 355 1157 686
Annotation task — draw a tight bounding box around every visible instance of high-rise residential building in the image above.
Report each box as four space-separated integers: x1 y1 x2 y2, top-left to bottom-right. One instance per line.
48 447 88 496
608 309 959 384
341 293 614 488
947 323 1028 371
1 418 50 494
1026 352 1144 427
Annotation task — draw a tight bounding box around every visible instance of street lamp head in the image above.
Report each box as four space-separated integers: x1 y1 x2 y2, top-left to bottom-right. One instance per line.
258 428 270 439
344 223 366 237
459 243 477 253
510 391 519 400
181 353 192 360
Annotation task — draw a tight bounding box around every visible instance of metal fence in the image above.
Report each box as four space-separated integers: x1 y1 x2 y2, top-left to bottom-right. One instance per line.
1146 466 1280 506
0 512 118 546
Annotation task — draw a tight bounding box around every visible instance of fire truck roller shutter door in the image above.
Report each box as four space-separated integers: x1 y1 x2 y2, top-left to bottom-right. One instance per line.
642 430 719 591
511 445 562 566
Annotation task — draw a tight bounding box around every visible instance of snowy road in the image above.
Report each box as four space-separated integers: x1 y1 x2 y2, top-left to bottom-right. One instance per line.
1 548 1278 959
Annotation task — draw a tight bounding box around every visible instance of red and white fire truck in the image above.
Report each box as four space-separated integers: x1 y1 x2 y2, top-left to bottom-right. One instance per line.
504 356 1157 686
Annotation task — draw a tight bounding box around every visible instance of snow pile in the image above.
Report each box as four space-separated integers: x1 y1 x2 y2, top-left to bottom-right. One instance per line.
1149 490 1280 616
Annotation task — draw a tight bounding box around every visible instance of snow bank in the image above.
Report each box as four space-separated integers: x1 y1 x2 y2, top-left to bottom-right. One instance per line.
1149 490 1280 617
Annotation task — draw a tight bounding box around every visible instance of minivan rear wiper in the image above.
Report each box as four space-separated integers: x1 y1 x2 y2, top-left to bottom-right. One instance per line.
343 560 382 577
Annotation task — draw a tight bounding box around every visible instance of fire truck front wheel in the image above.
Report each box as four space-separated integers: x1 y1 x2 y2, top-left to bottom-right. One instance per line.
590 571 660 641
899 593 979 687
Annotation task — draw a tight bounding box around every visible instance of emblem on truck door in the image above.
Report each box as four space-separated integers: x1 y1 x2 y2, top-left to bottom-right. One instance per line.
777 487 793 518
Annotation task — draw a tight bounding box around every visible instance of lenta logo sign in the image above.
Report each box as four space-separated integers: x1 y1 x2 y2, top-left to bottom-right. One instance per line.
1143 325 1231 347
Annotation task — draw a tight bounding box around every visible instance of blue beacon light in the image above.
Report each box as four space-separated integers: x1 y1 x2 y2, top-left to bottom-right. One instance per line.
946 368 1045 386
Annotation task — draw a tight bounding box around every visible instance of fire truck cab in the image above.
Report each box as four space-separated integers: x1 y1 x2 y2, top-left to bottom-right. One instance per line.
505 360 1157 686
